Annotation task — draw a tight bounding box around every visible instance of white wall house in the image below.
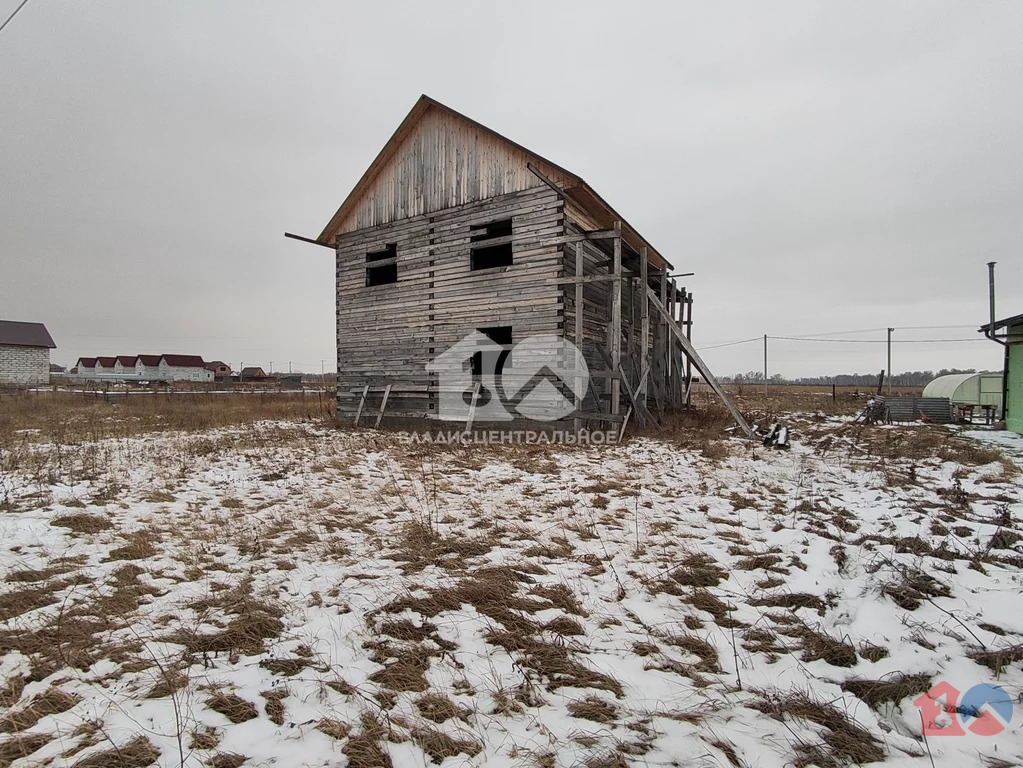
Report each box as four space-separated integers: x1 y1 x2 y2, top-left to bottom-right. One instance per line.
158 355 214 382
0 320 56 386
136 355 162 379
73 354 214 382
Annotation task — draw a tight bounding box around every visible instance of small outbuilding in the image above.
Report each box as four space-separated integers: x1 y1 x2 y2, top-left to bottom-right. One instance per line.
0 320 56 386
922 373 1003 412
980 312 1023 435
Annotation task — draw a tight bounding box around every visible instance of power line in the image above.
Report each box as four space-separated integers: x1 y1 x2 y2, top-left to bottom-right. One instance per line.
777 327 888 339
770 336 984 344
697 337 761 351
0 0 30 37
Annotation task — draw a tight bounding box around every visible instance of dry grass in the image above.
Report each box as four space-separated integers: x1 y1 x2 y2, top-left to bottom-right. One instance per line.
390 521 493 573
206 692 259 724
190 727 220 750
316 718 351 739
0 390 328 441
567 696 618 723
667 552 727 588
261 689 287 726
881 567 952 610
662 634 720 673
969 644 1023 674
841 674 933 708
485 630 623 696
173 578 284 655
0 578 73 622
50 514 113 534
0 733 51 767
71 735 160 767
343 714 393 768
415 693 468 724
368 646 433 692
207 754 247 768
751 691 883 768
106 531 159 561
750 592 827 615
782 626 858 668
410 725 483 764
0 686 80 732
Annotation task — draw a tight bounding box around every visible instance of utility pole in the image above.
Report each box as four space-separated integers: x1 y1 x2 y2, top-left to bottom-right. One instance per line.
763 334 768 400
269 361 273 375
886 328 894 395
239 361 244 383
289 361 292 374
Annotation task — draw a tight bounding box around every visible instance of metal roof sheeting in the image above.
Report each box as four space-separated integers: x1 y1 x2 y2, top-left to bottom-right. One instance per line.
877 396 954 423
0 320 56 349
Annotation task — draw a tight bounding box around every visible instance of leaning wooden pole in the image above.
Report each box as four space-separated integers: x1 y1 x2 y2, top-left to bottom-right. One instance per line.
646 286 754 437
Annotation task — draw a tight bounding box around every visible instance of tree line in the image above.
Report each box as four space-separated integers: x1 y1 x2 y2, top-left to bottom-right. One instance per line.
723 368 994 387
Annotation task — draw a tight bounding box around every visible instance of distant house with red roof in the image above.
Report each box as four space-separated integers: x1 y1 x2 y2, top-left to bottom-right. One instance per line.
204 361 232 377
72 353 216 382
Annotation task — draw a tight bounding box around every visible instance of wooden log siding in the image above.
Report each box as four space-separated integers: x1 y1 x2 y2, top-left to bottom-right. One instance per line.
335 186 564 418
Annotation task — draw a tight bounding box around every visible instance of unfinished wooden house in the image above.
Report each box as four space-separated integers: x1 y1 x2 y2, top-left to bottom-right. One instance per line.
296 95 747 434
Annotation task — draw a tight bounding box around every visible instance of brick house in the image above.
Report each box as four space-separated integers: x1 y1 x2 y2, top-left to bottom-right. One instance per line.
0 320 56 386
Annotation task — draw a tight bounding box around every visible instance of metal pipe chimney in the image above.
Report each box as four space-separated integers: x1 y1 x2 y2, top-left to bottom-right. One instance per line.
986 261 1005 346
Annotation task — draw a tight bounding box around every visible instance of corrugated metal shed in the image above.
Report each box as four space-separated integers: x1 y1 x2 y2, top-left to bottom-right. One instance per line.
877 396 954 423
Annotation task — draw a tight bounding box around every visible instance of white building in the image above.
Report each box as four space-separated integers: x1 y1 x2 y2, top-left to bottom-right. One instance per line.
157 355 214 382
0 320 56 386
72 353 214 382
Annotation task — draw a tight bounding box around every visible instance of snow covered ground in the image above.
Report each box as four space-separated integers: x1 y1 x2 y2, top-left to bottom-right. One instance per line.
0 416 1021 767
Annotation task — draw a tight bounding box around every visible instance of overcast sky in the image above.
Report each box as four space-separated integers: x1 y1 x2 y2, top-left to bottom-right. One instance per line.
1 1 1020 377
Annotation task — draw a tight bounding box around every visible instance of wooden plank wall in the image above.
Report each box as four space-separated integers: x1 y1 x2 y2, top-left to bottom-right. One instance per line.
335 186 564 419
338 107 575 234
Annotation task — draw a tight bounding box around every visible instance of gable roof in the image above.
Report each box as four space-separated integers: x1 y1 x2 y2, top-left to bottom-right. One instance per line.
318 95 672 270
240 366 266 376
0 320 56 349
96 356 117 367
116 355 138 366
161 354 206 368
137 355 162 366
205 361 230 372
76 357 97 368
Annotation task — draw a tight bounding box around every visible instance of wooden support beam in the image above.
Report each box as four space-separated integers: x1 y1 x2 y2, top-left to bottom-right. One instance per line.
526 162 567 198
464 381 481 431
573 240 584 435
374 383 392 428
646 286 753 437
558 274 622 285
569 411 625 424
667 279 676 407
657 269 667 408
640 246 650 406
354 385 369 426
685 291 694 408
619 363 658 430
610 222 623 418
628 276 637 390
